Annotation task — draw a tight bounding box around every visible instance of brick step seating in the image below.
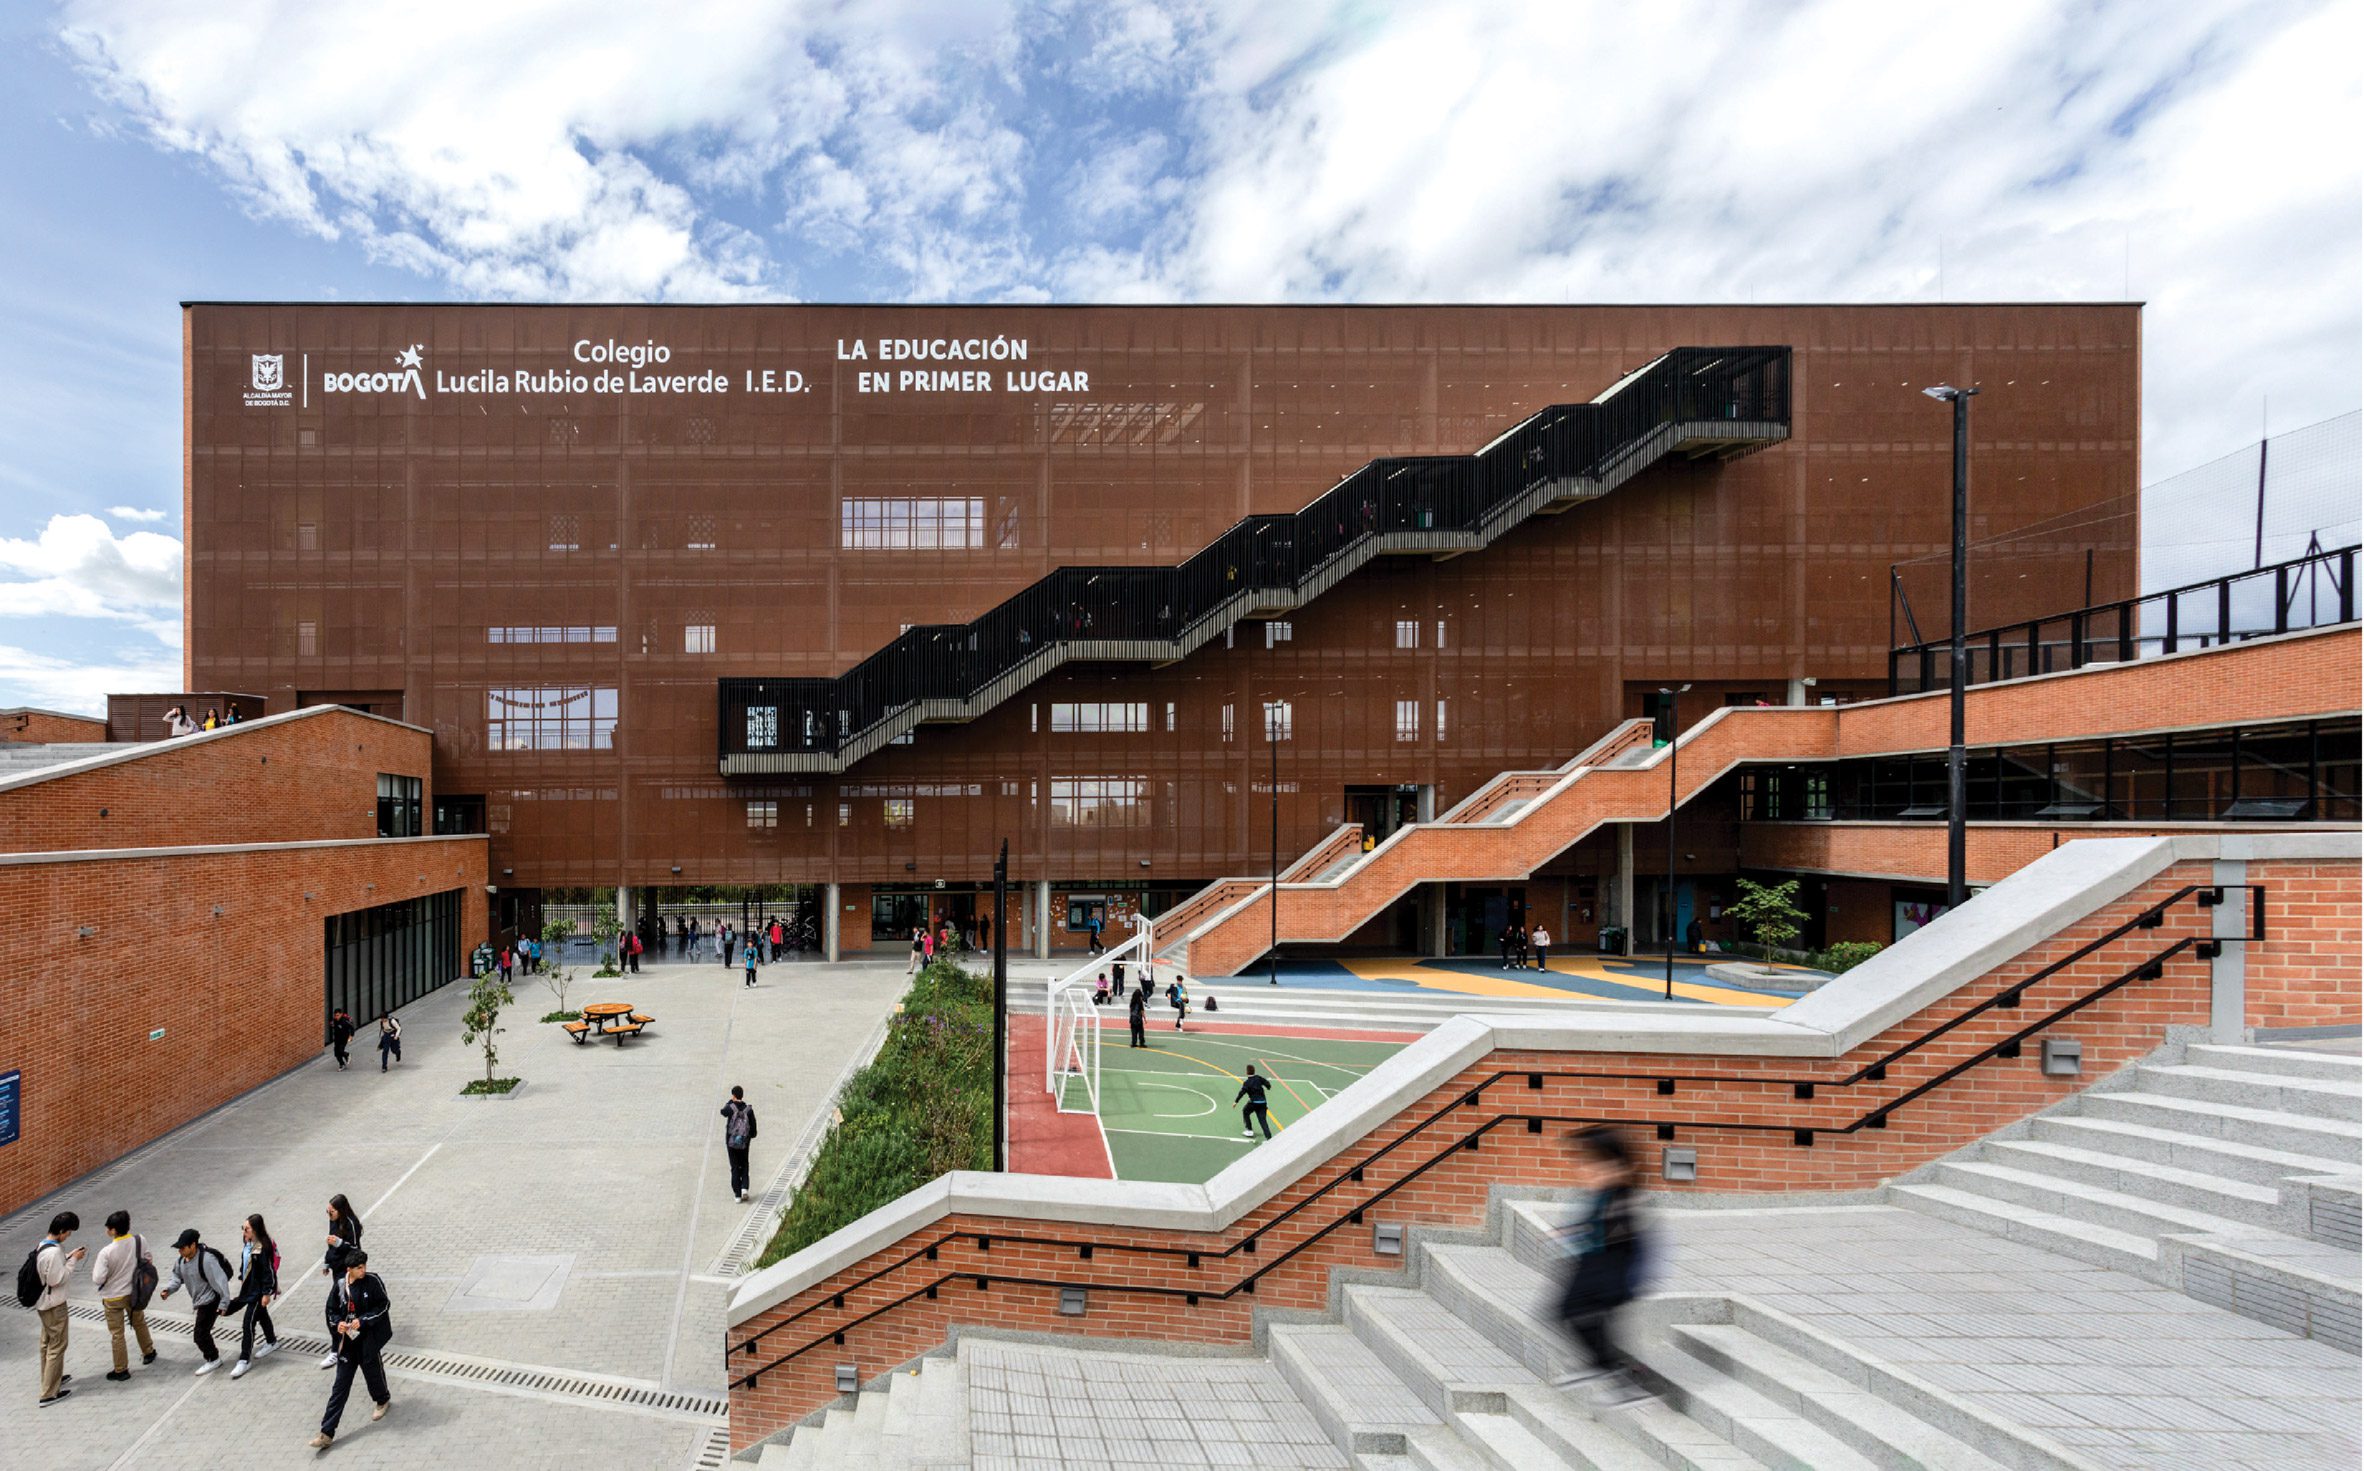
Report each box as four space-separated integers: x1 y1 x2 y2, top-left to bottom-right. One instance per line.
1891 1041 2362 1349
755 1191 2090 1470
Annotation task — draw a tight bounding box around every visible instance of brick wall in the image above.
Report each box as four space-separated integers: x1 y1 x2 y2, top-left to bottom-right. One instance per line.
733 856 2349 1448
0 836 488 1217
2244 860 2363 1030
1738 822 2317 888
2 710 108 743
0 708 430 854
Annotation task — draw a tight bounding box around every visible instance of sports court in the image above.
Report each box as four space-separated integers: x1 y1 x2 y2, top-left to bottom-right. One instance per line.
1212 952 1824 1005
1065 1021 1412 1184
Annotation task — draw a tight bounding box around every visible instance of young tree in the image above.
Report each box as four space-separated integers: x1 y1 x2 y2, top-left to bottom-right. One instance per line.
1726 877 1808 960
461 971 514 1087
591 898 623 979
539 918 576 1020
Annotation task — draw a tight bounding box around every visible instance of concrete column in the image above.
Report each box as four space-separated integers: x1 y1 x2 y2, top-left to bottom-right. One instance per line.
2209 859 2247 1042
1614 825 1636 957
823 882 841 963
1786 677 1810 707
1425 883 1448 959
1033 880 1052 961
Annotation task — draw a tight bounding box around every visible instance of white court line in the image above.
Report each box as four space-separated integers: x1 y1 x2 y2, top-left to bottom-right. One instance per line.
106 1375 208 1471
661 984 736 1393
1103 1127 1254 1145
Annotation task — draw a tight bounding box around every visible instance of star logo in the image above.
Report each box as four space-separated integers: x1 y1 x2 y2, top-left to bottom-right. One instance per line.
395 345 424 369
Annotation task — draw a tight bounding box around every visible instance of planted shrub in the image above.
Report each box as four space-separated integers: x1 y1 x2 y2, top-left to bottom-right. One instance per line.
1816 940 1884 973
758 961 994 1267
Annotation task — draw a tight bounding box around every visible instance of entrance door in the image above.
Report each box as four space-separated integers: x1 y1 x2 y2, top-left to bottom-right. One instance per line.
1345 785 1432 843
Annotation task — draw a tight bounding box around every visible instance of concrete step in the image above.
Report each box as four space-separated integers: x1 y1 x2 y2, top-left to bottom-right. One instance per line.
2028 1114 2361 1186
1670 1323 2016 1471
1887 1183 2159 1275
2073 1090 2364 1155
1342 1284 1541 1419
1270 1322 1443 1454
1505 1198 1582 1280
1977 1138 2294 1229
1401 1425 1503 1471
1503 1388 1670 1471
1634 1336 1881 1471
1418 1242 1566 1376
1449 1410 1582 1471
2135 1064 2362 1122
1930 1159 2279 1244
2184 1043 2364 1083
2170 1232 2364 1350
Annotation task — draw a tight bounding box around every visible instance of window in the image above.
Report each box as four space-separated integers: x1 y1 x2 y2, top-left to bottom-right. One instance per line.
1436 619 1447 649
883 798 915 829
376 774 422 838
1050 777 1150 828
485 687 619 751
1067 897 1108 931
1394 619 1420 649
839 496 985 550
1264 621 1292 649
685 623 716 655
1050 702 1148 733
1165 702 1177 733
1262 702 1293 741
547 514 580 552
432 795 484 835
1394 699 1420 742
296 522 318 551
297 620 319 657
487 626 617 645
686 514 717 551
1437 699 1449 742
1220 704 1235 743
871 891 926 940
746 800 777 829
746 706 779 749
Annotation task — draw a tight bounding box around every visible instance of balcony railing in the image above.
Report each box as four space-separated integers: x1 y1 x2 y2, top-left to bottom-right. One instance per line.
722 346 1791 773
1890 543 2359 695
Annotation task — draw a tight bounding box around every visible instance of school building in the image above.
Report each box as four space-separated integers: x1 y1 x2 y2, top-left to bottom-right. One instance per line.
172 302 2356 969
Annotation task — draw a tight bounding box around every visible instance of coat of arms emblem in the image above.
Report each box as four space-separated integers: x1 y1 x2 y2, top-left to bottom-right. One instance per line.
251 354 285 392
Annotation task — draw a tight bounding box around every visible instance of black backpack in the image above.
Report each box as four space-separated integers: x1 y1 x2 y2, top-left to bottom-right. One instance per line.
129 1236 160 1312
15 1242 57 1310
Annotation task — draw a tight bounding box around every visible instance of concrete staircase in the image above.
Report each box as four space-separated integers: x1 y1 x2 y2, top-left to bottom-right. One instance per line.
753 1194 2093 1470
1891 1040 2363 1350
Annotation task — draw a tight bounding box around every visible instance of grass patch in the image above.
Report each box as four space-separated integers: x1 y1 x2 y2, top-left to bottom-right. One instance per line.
461 1077 522 1096
756 961 993 1269
540 1009 581 1024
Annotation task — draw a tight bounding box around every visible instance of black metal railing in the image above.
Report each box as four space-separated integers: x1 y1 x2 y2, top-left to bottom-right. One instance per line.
722 346 1791 766
728 881 2257 1394
1890 543 2358 695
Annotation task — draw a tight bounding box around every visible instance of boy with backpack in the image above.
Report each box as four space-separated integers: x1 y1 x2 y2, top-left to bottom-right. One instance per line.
90 1210 159 1381
720 1087 759 1202
1553 1124 1654 1406
311 1249 394 1449
20 1211 86 1405
158 1228 235 1374
1166 976 1190 1031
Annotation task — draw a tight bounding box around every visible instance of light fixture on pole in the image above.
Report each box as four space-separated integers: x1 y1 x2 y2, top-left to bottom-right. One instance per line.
1658 683 1691 1001
1921 384 1978 909
1265 698 1288 985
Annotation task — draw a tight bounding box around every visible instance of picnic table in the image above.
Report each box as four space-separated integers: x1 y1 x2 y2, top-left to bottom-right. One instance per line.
565 1002 653 1046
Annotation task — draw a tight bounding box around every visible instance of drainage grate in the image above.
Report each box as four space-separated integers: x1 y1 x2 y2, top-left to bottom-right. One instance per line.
688 1424 732 1470
711 1013 891 1278
66 1303 725 1421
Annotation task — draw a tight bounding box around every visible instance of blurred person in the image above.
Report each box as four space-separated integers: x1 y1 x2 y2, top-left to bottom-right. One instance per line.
1552 1125 1654 1406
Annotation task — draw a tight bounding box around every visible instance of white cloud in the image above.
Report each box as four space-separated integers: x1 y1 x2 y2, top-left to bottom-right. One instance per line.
106 505 168 522
0 642 182 717
0 513 183 642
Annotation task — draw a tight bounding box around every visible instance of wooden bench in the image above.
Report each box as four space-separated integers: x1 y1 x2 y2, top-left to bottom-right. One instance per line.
606 1022 645 1044
562 1021 592 1044
629 1013 654 1028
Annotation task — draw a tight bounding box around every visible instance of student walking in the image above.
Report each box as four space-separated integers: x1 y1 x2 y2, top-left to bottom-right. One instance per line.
1127 984 1148 1049
1552 1125 1653 1405
1087 913 1105 955
720 1087 759 1202
329 1008 356 1069
1236 1064 1275 1141
26 1211 85 1405
742 944 758 988
223 1214 282 1378
158 1228 234 1375
317 1196 363 1370
310 1249 393 1449
625 930 643 974
907 926 926 975
499 945 515 985
1499 922 1521 969
91 1211 158 1381
1166 976 1190 1031
722 925 737 970
1531 924 1552 972
376 1012 402 1070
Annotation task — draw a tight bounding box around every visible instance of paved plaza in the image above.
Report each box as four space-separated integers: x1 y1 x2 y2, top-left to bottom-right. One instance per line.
0 954 910 1470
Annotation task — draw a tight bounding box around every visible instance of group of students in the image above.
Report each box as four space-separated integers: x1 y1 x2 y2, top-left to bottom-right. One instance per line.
326 1008 404 1071
160 702 243 737
21 1195 398 1447
1498 921 1555 970
1104 968 1194 1043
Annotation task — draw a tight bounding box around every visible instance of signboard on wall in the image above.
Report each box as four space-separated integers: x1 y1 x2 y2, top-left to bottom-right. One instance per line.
0 1068 19 1149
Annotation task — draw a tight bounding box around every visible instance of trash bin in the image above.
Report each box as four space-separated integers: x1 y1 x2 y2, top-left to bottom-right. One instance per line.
1597 926 1626 955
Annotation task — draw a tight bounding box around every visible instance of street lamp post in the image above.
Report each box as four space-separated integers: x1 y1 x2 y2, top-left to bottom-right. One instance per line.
1921 384 1979 910
1658 683 1691 1000
1265 699 1285 985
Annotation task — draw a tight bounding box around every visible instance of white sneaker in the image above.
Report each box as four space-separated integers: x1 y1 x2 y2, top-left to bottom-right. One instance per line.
320 1351 338 1369
254 1342 277 1361
194 1360 220 1376
1241 1129 1253 1138
230 1360 251 1379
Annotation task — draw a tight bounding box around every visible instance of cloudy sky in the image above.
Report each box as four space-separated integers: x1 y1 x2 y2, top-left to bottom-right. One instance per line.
1 0 2356 713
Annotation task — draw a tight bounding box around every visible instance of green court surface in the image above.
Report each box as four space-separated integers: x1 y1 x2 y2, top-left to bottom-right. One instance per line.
1077 1028 1411 1184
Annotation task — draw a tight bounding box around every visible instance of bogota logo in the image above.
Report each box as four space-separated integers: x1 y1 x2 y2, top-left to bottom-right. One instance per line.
323 345 428 400
242 353 294 408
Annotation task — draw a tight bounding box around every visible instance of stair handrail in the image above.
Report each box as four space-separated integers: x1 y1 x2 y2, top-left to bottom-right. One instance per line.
729 879 2262 1384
